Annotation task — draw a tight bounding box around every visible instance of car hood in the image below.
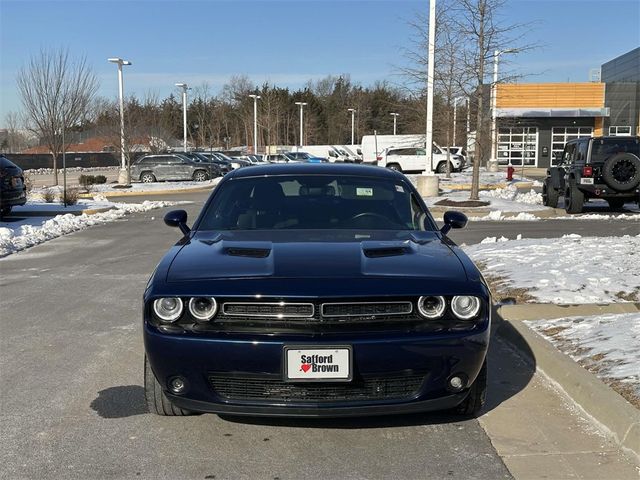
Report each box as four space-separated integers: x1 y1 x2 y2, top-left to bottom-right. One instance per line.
165 230 468 283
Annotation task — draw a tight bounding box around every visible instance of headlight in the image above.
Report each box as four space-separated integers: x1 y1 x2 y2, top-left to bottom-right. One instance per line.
153 297 183 323
417 296 446 319
188 297 218 321
451 296 481 319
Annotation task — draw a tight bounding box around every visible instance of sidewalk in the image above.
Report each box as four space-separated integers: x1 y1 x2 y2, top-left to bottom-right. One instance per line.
484 307 640 479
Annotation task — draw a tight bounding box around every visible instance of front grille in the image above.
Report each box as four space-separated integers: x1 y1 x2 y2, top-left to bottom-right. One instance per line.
321 302 412 318
209 371 425 402
222 302 315 318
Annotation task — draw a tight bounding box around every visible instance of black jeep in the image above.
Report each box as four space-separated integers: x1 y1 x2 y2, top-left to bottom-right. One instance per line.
543 136 640 213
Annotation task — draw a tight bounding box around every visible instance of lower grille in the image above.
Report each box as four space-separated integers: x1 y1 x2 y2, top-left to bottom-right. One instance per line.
209 371 425 402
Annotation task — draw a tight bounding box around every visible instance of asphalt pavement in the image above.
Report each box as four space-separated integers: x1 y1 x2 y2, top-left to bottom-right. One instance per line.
1 190 638 479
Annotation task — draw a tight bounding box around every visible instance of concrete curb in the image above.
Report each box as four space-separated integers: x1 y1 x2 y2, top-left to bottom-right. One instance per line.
443 181 534 191
495 303 640 462
10 206 115 217
77 185 215 198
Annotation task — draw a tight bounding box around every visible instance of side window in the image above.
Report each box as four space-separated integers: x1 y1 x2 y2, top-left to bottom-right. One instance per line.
561 144 574 164
576 141 588 162
416 148 426 155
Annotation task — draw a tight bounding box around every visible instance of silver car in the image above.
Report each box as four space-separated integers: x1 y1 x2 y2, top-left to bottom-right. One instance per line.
131 154 215 183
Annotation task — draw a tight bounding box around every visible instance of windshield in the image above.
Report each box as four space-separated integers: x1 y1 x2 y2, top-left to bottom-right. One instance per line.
198 174 429 231
287 152 310 160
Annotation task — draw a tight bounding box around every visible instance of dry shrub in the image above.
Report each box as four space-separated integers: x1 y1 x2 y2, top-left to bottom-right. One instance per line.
43 188 56 203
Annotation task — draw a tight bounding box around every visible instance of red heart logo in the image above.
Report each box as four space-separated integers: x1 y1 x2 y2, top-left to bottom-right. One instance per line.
301 364 311 372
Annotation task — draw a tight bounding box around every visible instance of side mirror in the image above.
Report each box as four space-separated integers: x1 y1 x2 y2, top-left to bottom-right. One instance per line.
440 210 468 235
164 210 191 236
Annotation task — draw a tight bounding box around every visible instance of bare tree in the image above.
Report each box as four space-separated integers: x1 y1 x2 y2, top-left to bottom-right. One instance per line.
3 111 31 153
16 48 99 184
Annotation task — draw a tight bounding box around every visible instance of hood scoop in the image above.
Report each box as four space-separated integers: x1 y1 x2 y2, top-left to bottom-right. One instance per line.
362 247 408 258
361 241 415 259
225 247 271 258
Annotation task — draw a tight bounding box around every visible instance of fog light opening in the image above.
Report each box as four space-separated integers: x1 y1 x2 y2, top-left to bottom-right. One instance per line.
448 374 467 392
169 376 187 394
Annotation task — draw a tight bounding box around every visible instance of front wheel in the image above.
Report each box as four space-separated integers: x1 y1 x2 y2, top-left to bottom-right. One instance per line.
454 360 487 417
0 206 12 218
144 356 193 416
436 162 449 174
386 163 402 172
192 170 208 182
140 172 156 183
542 178 559 208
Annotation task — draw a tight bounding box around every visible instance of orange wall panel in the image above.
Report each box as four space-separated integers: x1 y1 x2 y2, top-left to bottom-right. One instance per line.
496 83 605 109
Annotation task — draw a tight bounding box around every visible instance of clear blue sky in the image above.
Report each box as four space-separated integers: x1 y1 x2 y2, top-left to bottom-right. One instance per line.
1 0 638 124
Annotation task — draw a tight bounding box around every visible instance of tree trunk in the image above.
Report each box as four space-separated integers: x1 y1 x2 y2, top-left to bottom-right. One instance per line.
470 0 486 201
52 152 59 185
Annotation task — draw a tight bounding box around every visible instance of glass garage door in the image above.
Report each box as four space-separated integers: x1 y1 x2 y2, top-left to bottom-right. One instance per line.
497 127 538 166
551 127 592 165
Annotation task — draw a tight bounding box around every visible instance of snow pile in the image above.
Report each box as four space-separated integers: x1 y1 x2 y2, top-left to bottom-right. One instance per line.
557 213 640 221
464 235 640 303
468 211 540 221
480 184 542 205
526 313 640 398
0 201 183 257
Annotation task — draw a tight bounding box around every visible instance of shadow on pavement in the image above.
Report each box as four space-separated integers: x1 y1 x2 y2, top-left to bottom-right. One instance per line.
90 385 147 418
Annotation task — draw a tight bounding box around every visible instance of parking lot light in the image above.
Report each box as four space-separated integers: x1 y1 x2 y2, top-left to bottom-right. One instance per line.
390 112 399 135
249 94 261 155
295 102 307 150
175 83 190 153
108 57 132 184
348 108 356 145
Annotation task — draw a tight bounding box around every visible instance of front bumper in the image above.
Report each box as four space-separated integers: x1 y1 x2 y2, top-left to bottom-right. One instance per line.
576 180 639 199
144 322 489 417
0 187 27 208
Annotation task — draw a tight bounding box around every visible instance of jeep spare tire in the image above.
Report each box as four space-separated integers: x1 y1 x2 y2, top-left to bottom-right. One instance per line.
602 153 640 191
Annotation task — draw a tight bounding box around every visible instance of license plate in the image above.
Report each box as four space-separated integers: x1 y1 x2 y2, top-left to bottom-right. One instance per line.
284 346 352 382
580 178 594 185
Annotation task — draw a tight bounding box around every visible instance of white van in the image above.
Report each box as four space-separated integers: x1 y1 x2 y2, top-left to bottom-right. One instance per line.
379 145 465 173
360 134 424 164
340 145 363 162
301 145 350 162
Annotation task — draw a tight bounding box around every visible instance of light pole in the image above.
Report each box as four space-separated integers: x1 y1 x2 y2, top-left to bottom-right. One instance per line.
348 108 356 145
423 0 436 175
175 83 190 152
295 101 307 150
249 94 261 154
390 112 399 135
452 97 465 146
108 57 132 184
490 49 517 162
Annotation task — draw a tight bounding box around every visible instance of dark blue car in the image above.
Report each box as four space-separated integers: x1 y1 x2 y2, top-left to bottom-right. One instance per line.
144 163 490 417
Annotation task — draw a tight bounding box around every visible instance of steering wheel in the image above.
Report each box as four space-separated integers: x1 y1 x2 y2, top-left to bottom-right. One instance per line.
347 212 398 228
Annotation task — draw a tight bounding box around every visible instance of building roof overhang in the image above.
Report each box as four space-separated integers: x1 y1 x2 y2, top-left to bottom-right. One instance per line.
495 107 610 118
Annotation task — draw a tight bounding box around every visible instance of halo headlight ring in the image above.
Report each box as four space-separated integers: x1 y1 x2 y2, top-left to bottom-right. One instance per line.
188 297 218 321
417 295 447 319
451 296 481 320
153 297 184 323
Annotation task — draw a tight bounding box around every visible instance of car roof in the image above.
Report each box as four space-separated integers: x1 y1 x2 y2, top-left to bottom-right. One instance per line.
566 135 640 145
226 162 403 179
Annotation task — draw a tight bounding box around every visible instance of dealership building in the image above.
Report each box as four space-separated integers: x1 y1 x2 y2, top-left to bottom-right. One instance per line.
493 47 639 169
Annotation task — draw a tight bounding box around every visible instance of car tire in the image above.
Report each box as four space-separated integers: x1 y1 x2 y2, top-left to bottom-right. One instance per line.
607 198 626 210
564 182 584 214
144 355 193 416
0 206 11 218
140 172 156 183
387 163 402 172
602 153 640 191
436 162 450 174
192 170 208 182
542 178 559 208
455 360 487 417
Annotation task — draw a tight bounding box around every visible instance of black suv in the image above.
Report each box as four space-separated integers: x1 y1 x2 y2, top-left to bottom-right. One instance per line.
543 136 640 213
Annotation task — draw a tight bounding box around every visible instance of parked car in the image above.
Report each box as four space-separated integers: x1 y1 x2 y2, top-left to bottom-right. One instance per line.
195 152 233 174
284 151 327 163
543 136 640 213
445 146 468 163
131 154 215 183
179 153 225 177
264 153 293 163
0 155 27 217
380 146 465 173
143 163 489 417
213 152 250 169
